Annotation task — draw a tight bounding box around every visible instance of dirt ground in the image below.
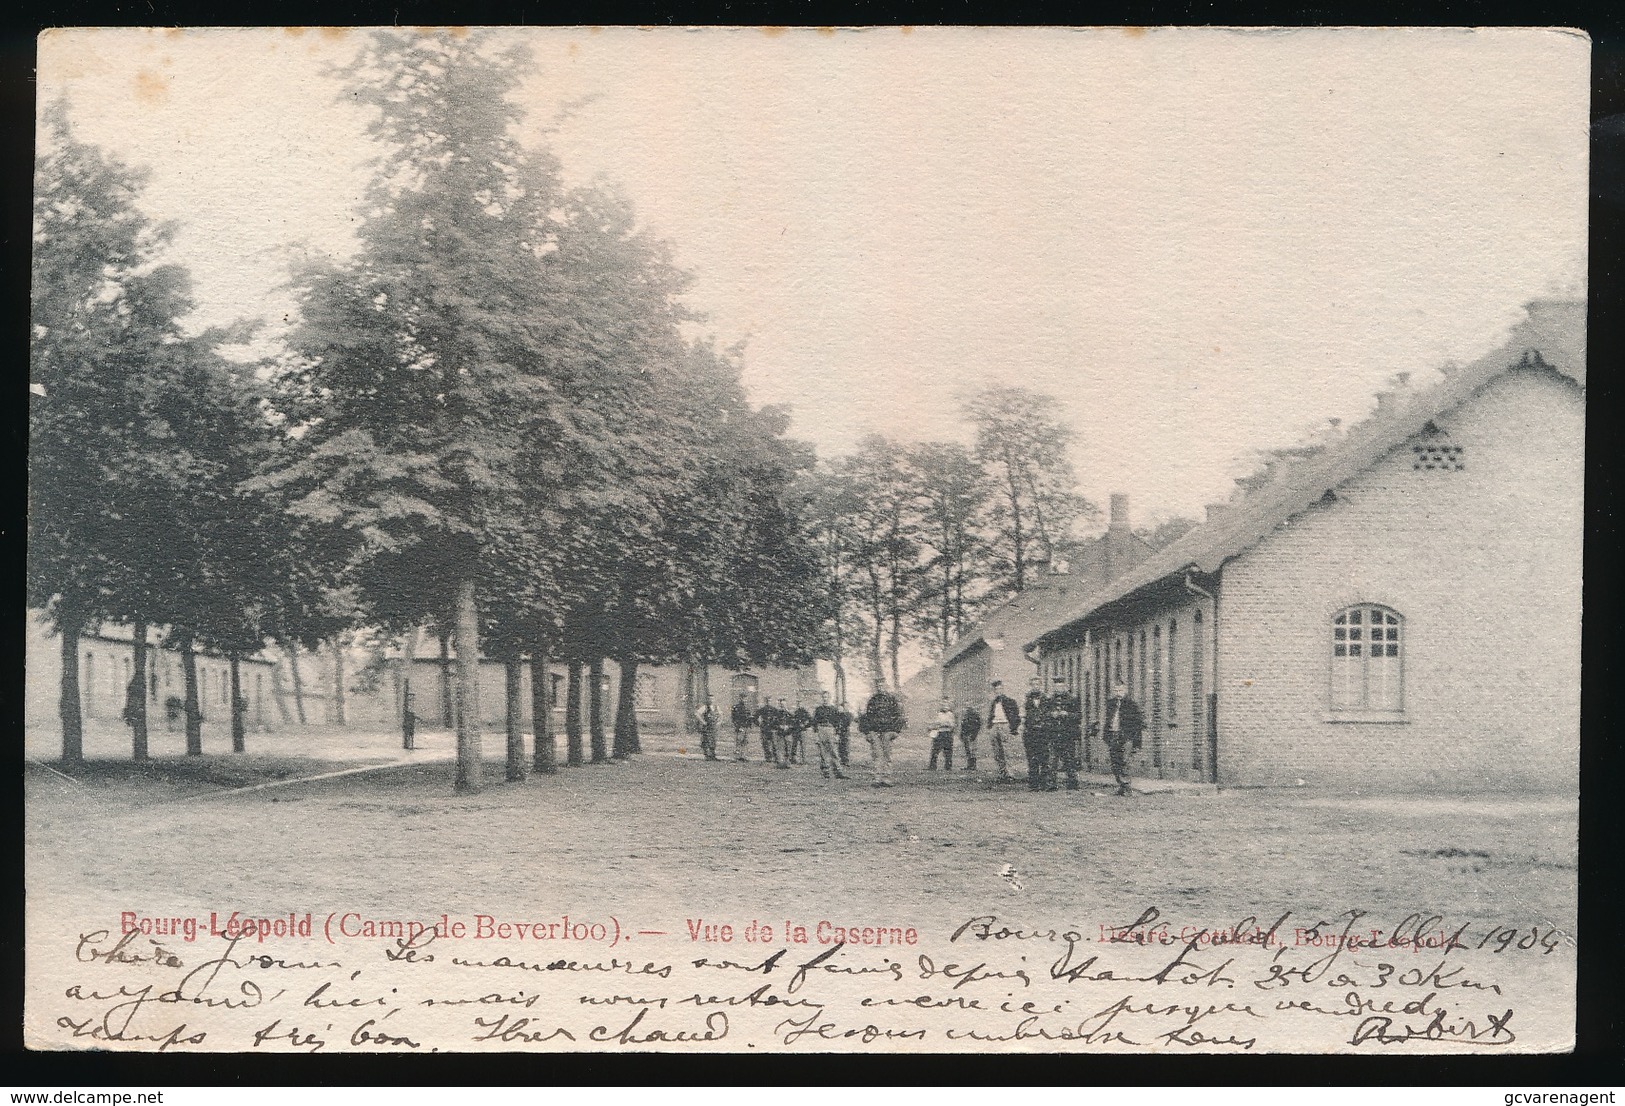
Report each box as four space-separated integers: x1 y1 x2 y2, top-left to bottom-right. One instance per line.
25 723 1578 937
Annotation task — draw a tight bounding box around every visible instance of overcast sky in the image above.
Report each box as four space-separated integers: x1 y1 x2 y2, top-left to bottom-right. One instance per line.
38 26 1588 529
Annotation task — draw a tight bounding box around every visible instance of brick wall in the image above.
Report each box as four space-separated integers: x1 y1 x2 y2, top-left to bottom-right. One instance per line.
1216 365 1583 793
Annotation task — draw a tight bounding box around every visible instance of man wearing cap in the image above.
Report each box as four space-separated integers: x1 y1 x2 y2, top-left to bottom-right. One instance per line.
985 680 1020 781
771 696 795 768
791 700 814 765
1102 682 1145 796
1039 675 1083 791
1021 675 1047 791
754 698 778 762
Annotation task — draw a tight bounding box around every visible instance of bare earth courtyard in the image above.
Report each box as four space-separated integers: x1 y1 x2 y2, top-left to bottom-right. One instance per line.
25 724 1576 1054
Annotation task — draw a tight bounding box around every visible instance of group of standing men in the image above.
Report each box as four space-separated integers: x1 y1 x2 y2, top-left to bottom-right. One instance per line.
694 674 1145 796
929 675 1146 795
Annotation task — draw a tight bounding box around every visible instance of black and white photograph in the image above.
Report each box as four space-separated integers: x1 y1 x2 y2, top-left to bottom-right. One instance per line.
24 25 1587 1053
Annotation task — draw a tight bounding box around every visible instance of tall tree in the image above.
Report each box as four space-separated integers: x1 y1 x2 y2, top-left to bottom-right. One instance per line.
274 31 578 792
837 435 924 691
29 102 240 761
962 386 1095 595
906 441 992 656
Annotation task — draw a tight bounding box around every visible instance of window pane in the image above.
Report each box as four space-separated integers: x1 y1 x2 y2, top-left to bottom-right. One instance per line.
1386 643 1398 657
1350 609 1363 624
1334 644 1346 656
1349 644 1362 656
1334 627 1346 640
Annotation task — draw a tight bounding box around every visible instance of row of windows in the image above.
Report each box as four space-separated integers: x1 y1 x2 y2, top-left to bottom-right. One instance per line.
1044 603 1405 727
79 650 268 718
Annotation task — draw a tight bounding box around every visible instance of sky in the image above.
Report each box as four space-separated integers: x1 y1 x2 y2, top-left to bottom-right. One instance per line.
37 26 1589 530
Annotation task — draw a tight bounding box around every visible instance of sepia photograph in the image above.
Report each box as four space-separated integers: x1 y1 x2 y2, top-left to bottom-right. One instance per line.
25 25 1587 1053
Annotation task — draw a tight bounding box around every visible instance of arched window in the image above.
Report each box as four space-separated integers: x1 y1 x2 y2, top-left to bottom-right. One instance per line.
1332 605 1403 712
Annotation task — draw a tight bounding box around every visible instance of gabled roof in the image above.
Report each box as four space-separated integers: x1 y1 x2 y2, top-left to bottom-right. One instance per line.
1026 299 1585 651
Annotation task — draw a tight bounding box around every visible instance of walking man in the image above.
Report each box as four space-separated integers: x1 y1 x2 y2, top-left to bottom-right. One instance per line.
958 703 982 772
985 680 1020 781
696 699 720 760
731 694 754 761
928 699 957 770
1022 675 1047 791
1039 675 1082 791
811 691 848 779
858 681 906 788
1103 681 1145 796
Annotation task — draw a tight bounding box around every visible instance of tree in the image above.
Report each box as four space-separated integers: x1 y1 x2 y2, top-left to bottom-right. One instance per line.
837 435 924 691
274 31 580 792
29 103 226 761
962 386 1096 595
906 441 992 656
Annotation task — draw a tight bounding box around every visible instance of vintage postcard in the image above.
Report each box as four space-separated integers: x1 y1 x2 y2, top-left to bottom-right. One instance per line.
26 26 1586 1053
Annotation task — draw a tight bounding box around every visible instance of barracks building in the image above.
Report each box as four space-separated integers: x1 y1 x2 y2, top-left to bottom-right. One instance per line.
1007 300 1582 793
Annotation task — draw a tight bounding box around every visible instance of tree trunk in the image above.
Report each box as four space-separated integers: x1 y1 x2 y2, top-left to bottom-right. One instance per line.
179 633 203 756
588 657 608 763
129 620 149 761
451 578 483 793
284 644 307 724
330 637 347 726
504 656 525 782
58 609 84 763
613 657 639 758
400 627 418 750
229 652 246 753
565 661 584 766
270 664 294 723
530 650 555 774
438 630 454 729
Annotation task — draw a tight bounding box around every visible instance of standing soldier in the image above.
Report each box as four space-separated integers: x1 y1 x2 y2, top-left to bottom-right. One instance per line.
1102 681 1145 796
985 680 1020 782
958 702 982 772
811 691 849 779
835 699 853 769
1039 675 1082 791
791 700 814 765
928 698 957 771
731 693 754 761
755 698 777 762
695 699 720 760
771 696 795 768
1022 675 1047 791
858 681 906 788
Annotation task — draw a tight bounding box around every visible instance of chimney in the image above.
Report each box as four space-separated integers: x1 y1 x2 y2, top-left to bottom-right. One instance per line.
1108 493 1131 532
1206 503 1229 524
1101 493 1135 581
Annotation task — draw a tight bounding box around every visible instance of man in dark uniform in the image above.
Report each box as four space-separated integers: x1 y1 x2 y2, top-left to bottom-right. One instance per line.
771 696 795 768
958 703 982 771
811 691 848 779
835 700 853 768
1039 675 1083 791
731 694 754 761
858 682 906 787
755 699 778 762
1103 681 1145 796
791 700 814 765
1021 675 1047 791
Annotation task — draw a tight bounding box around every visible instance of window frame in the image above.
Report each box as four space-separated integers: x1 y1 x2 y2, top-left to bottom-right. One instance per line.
1328 603 1406 720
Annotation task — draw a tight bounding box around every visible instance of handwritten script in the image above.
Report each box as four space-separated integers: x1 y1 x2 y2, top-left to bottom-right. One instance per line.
31 906 1572 1052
